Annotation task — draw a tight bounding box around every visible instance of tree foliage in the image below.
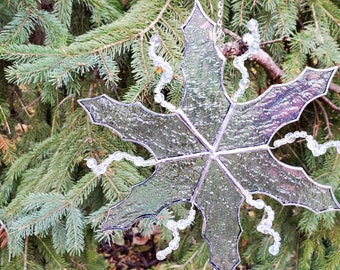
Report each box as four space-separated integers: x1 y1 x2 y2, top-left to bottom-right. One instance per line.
0 0 339 269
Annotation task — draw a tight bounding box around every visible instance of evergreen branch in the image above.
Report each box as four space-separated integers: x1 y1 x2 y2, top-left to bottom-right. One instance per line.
96 51 120 86
65 206 84 255
138 37 152 80
0 137 55 206
0 134 15 165
1 44 62 63
75 0 170 53
8 196 69 256
35 236 67 268
321 4 340 26
86 205 109 228
30 9 69 45
0 9 34 45
53 0 73 28
66 173 100 207
101 172 127 201
23 236 28 270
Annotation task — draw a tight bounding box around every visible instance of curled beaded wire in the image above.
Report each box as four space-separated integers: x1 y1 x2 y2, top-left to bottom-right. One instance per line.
231 19 260 102
148 34 176 112
245 192 281 255
156 207 196 260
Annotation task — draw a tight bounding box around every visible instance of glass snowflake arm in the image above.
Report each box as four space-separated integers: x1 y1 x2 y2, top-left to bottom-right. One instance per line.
102 157 207 230
195 161 243 270
179 1 231 145
220 150 340 213
221 67 338 149
78 95 205 159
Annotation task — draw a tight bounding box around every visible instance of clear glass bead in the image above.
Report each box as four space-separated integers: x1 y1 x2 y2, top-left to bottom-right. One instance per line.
166 220 177 230
150 35 161 47
254 199 265 209
169 239 179 250
86 158 97 169
269 244 280 256
177 219 188 230
247 19 258 31
155 93 165 103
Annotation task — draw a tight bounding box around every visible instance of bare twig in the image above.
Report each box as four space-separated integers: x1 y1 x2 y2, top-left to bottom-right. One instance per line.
321 96 340 111
24 236 28 270
260 36 290 46
222 28 241 40
251 50 283 83
0 106 11 135
329 82 340 93
315 99 333 138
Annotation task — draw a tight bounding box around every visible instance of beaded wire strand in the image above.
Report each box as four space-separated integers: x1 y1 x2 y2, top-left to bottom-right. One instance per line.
272 131 340 156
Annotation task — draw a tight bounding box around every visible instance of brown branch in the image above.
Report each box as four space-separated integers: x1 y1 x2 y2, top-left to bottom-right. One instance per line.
315 100 333 138
251 50 283 83
220 41 283 83
321 96 340 111
329 82 340 93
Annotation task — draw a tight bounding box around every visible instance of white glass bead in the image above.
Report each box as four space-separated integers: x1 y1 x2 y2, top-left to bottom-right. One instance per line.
164 247 172 254
166 220 177 230
272 232 281 242
284 132 295 143
113 151 123 160
133 156 144 166
177 219 188 230
162 71 173 82
169 239 179 250
247 19 258 31
150 35 161 47
154 93 165 103
300 131 307 138
243 33 255 46
156 251 166 260
254 199 265 209
269 244 280 256
239 78 250 89
260 219 272 229
256 225 265 233
86 158 97 169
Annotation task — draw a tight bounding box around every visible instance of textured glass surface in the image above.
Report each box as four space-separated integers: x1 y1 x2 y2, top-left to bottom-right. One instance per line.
79 95 206 159
103 157 207 230
181 5 230 145
196 160 242 269
78 1 339 270
220 68 336 150
220 150 339 212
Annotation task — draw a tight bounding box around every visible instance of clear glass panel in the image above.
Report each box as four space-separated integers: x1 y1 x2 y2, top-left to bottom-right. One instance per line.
103 157 207 230
181 5 230 145
219 68 336 150
219 150 339 212
196 160 243 270
79 95 206 159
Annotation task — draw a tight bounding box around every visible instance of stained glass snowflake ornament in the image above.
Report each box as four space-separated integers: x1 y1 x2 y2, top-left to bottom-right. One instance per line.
78 1 340 269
